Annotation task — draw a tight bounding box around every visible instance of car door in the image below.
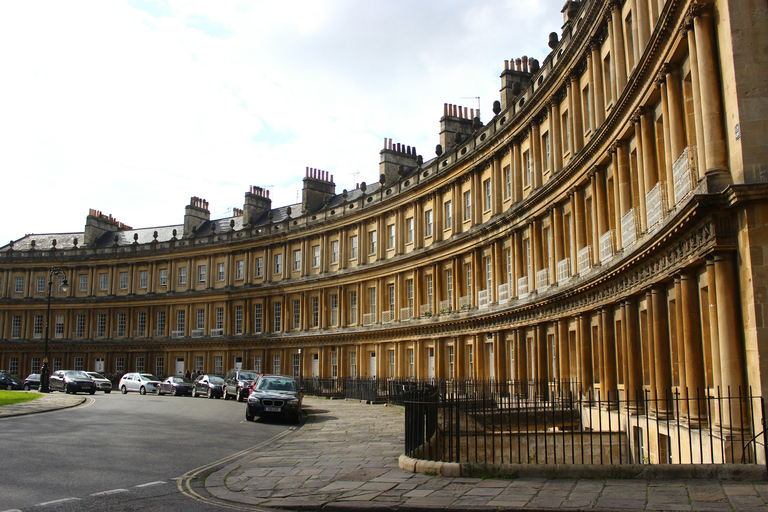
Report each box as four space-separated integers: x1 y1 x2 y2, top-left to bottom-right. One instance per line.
49 371 63 392
126 374 138 392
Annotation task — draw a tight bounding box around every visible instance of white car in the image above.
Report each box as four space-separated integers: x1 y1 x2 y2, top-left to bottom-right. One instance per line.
118 373 161 395
86 372 112 393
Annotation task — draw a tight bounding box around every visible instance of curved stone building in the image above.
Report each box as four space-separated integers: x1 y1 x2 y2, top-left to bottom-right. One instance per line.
2 0 767 422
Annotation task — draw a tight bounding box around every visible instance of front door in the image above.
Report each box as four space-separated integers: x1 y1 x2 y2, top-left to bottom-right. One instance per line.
369 353 376 378
175 358 185 376
428 347 435 380
311 354 319 377
94 358 104 372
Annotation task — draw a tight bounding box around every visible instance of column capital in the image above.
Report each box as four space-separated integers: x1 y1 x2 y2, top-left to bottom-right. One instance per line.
610 139 624 152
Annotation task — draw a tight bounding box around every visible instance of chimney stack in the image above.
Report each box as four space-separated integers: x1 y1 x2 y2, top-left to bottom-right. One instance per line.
243 186 272 228
302 167 336 213
84 209 132 246
380 138 420 186
439 103 475 152
184 196 211 236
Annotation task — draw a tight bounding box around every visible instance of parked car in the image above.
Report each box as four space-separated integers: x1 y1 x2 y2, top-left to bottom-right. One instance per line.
191 374 224 398
118 373 161 395
23 373 41 391
50 370 96 394
0 373 23 390
85 372 112 393
158 376 194 396
223 370 260 402
245 375 303 423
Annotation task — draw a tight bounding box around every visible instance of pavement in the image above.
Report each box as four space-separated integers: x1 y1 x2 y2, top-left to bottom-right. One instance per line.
4 393 768 511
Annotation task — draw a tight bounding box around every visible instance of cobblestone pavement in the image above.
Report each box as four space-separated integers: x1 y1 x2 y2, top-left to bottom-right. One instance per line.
205 398 768 511
0 391 84 418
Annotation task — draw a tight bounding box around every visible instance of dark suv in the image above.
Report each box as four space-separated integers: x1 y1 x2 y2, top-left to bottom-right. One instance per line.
222 369 260 402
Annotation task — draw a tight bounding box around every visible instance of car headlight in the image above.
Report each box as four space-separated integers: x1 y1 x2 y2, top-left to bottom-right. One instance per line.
248 396 260 403
287 398 299 404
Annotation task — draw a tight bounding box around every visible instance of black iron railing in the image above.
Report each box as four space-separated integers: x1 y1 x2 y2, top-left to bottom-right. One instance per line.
402 380 766 468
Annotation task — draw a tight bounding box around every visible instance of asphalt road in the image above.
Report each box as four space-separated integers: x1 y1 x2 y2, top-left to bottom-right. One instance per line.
0 390 295 511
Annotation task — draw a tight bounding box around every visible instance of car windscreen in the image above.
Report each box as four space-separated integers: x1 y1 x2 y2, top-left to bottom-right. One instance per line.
67 371 90 379
141 374 161 381
173 377 192 383
239 372 258 380
88 373 106 379
208 376 225 384
258 378 297 392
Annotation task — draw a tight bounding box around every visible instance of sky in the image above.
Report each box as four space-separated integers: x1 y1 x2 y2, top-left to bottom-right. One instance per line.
0 0 564 246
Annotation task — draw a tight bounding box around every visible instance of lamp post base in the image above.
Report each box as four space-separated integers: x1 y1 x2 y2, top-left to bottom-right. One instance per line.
40 362 51 393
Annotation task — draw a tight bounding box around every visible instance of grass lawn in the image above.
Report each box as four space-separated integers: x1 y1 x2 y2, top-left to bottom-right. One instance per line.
0 390 42 406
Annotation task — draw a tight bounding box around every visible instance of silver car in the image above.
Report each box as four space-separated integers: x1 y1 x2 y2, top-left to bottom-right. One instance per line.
118 373 161 395
86 372 112 393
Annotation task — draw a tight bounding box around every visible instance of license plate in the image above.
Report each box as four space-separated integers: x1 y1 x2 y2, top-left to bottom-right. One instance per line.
264 406 281 412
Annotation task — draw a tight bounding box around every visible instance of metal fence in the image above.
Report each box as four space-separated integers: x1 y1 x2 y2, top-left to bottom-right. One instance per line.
299 377 435 405
402 380 767 468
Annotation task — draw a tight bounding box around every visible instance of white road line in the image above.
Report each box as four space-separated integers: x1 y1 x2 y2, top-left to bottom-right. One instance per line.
89 489 128 496
1 508 23 512
134 481 166 488
36 497 81 506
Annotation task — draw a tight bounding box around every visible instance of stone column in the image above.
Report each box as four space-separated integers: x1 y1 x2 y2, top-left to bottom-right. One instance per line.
640 107 658 194
636 0 651 50
601 307 618 406
705 257 722 391
665 64 687 170
570 72 584 152
574 187 586 267
550 99 563 173
681 270 706 424
532 122 542 189
595 167 609 244
657 74 675 206
623 297 643 412
690 4 730 190
590 40 605 127
586 51 596 133
674 277 688 394
514 230 524 296
633 113 648 231
512 140 523 203
615 140 632 219
610 1 627 91
681 20 707 179
553 204 565 274
557 318 570 384
531 220 542 285
713 252 748 433
516 329 528 397
579 313 594 398
536 324 548 400
651 285 673 417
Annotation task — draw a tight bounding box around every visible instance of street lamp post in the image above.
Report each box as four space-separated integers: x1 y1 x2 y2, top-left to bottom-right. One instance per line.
41 267 68 393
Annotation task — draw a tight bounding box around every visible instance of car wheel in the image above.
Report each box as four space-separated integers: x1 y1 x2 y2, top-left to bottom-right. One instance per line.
207 388 212 399
236 389 243 402
105 390 111 394
90 389 96 395
121 386 127 394
140 386 146 395
24 384 30 391
191 388 196 398
246 410 254 421
222 389 228 400
174 388 180 396
6 383 12 390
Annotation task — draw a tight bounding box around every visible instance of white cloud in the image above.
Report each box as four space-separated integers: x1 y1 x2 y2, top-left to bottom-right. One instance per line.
0 0 563 244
